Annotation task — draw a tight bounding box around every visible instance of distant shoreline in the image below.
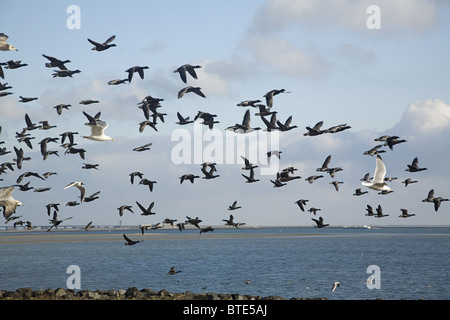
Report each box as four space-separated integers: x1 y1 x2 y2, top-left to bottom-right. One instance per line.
1 224 449 233
1 225 449 245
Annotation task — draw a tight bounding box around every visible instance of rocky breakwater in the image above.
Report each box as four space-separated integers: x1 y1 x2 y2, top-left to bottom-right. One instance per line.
0 287 327 300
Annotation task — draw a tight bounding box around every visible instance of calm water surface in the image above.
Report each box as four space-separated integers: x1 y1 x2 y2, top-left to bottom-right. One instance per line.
0 227 449 300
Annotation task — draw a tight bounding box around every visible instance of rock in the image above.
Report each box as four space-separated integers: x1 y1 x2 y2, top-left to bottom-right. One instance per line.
31 289 45 299
0 287 328 300
205 293 220 300
117 289 127 298
103 289 119 298
125 287 139 298
77 289 100 299
43 288 55 299
231 293 246 300
157 289 171 297
218 293 233 300
55 288 67 298
16 288 33 299
182 291 195 299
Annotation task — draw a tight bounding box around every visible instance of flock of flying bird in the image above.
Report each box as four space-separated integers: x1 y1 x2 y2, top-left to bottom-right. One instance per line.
0 33 448 242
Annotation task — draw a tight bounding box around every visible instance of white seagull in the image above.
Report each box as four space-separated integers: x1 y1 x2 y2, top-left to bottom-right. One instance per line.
361 154 392 192
63 181 86 203
331 281 340 293
0 186 23 220
82 111 113 141
0 33 18 51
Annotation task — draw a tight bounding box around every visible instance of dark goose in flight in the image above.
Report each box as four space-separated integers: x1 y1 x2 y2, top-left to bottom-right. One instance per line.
125 66 149 83
88 35 116 51
405 157 427 172
42 54 71 70
312 216 329 228
123 234 142 246
174 64 201 83
178 86 206 99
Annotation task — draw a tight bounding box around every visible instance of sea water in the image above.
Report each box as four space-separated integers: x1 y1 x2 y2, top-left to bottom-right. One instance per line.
0 227 449 300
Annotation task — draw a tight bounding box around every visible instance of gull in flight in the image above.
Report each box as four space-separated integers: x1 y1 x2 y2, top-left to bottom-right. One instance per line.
63 181 86 203
0 187 23 220
0 33 17 51
361 154 392 192
82 111 113 141
331 281 340 293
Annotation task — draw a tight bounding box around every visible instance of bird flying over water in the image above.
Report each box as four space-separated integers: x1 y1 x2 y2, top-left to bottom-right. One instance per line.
88 35 116 51
399 209 415 218
123 234 142 246
228 200 241 211
84 221 94 231
47 211 72 232
331 281 340 293
174 64 201 83
312 216 329 228
353 188 368 196
133 143 152 152
63 181 86 203
52 69 81 78
139 178 157 192
168 266 182 275
241 167 259 183
295 199 309 212
0 33 18 51
303 121 324 136
178 86 206 99
0 186 23 220
200 226 215 234
42 54 70 70
405 157 427 172
361 154 392 192
227 109 261 133
176 112 194 125
82 111 113 141
317 155 331 172
179 173 200 184
375 205 389 218
400 178 417 187
263 88 288 108
136 201 155 216
185 216 202 229
125 66 149 83
117 205 133 217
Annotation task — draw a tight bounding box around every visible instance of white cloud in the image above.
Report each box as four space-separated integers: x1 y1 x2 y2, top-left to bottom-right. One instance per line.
244 34 327 78
394 99 450 135
0 96 25 121
194 59 232 97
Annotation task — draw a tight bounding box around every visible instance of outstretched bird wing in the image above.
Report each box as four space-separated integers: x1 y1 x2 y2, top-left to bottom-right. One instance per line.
372 155 387 184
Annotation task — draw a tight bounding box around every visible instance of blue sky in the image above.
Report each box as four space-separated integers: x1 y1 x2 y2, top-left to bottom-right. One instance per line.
1 0 450 228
